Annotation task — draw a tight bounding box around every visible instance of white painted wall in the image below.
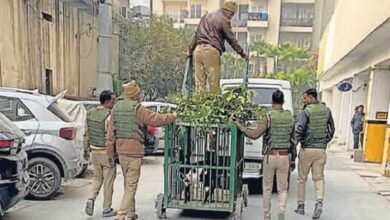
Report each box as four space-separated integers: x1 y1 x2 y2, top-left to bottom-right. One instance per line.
367 69 390 120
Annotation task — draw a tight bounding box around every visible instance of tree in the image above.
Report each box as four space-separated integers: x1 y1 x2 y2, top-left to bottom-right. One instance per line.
264 68 316 113
119 16 189 100
221 52 246 78
249 40 310 74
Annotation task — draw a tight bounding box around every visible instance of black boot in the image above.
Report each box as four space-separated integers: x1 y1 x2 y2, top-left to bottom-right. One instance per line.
294 204 305 215
312 202 323 219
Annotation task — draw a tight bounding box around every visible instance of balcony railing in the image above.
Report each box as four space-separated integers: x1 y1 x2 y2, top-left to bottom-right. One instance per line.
231 18 248 28
281 17 313 27
248 12 268 21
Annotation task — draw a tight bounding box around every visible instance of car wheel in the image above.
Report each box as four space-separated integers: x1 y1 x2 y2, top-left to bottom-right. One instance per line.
26 157 61 200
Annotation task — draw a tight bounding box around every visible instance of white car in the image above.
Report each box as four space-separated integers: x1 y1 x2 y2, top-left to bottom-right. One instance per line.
220 78 293 181
0 88 82 199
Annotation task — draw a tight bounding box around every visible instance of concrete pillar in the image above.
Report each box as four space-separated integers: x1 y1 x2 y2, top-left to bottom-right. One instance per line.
97 0 114 94
338 91 352 145
331 86 342 139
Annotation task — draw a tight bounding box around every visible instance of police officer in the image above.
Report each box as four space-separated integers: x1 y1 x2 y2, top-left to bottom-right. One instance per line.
106 81 176 220
294 88 335 219
235 90 296 220
84 90 117 217
187 1 248 93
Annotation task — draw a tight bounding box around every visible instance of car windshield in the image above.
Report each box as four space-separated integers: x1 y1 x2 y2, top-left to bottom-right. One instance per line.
250 87 279 106
47 102 73 122
0 112 24 139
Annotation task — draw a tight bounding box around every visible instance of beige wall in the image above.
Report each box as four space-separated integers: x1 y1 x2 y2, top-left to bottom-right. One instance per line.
0 0 122 97
320 0 390 73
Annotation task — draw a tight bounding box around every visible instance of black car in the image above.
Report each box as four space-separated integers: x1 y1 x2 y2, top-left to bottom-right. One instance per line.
0 112 29 217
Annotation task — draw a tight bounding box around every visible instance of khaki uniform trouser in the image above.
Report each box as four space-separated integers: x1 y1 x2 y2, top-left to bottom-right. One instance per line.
263 154 290 220
194 45 221 94
90 151 117 212
297 148 327 204
116 155 142 220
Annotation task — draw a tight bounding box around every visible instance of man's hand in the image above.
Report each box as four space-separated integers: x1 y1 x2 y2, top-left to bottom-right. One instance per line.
185 50 192 59
242 54 249 61
290 162 296 172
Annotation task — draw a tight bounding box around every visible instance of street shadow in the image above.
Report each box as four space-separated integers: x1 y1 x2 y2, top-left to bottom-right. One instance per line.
244 179 263 195
178 210 232 219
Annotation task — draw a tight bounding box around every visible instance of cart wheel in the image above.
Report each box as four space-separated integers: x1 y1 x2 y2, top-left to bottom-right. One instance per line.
242 184 249 207
234 197 244 220
155 193 167 219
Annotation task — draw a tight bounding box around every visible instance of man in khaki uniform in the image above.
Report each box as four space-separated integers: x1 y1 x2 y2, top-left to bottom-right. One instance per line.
235 90 296 220
84 90 117 217
187 1 248 93
294 88 335 219
106 81 177 220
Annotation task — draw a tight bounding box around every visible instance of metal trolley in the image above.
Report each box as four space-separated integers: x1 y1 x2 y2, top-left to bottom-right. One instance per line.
155 123 249 219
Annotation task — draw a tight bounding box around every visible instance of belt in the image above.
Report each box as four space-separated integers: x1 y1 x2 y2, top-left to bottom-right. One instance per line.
267 149 289 156
197 44 214 48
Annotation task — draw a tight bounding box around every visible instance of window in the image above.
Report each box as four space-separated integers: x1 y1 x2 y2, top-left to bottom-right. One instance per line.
146 106 157 112
250 88 279 105
281 4 314 26
45 69 53 95
190 4 202 18
160 105 176 113
47 103 72 122
0 97 34 121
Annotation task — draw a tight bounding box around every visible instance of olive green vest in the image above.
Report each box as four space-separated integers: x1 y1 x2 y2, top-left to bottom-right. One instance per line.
112 98 140 139
304 103 329 148
87 107 110 147
263 110 294 153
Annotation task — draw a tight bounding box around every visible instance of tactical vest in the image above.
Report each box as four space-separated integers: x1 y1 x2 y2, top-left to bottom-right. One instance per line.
87 107 110 147
263 110 294 153
304 103 329 148
112 98 140 139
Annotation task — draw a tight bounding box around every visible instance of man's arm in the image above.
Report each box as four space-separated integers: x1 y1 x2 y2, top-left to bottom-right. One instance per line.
139 106 177 127
235 117 268 140
221 19 246 58
289 123 298 162
83 118 90 159
105 115 115 164
327 110 335 142
295 110 308 144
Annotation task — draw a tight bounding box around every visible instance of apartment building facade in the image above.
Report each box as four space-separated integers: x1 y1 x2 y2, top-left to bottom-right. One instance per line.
152 0 323 75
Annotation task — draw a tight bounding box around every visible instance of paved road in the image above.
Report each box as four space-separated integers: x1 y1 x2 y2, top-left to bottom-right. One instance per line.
5 151 390 220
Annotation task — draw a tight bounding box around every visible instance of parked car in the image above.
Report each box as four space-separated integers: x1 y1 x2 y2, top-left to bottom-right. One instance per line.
142 102 177 154
0 88 82 200
56 99 91 177
0 112 30 216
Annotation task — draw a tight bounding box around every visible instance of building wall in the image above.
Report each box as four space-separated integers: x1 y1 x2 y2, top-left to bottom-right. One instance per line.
320 0 390 73
0 0 126 97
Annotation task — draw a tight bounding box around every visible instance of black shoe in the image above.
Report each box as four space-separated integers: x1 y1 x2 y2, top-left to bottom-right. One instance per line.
294 204 305 215
312 202 323 219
